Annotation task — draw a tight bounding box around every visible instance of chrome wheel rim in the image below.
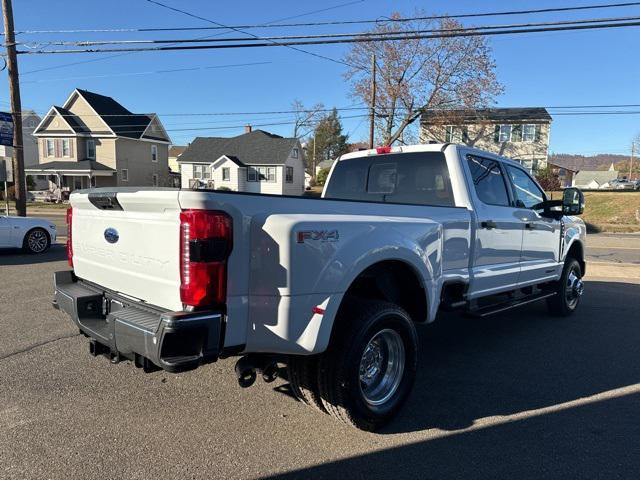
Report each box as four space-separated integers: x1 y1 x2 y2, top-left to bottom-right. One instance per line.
565 268 583 309
359 329 405 406
28 230 48 253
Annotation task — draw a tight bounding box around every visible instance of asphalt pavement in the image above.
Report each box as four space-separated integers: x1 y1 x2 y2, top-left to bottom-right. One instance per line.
1 244 639 479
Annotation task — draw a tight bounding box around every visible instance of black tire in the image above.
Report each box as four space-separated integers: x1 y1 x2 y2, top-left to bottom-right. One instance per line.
287 355 326 413
546 258 583 316
317 299 418 431
23 228 50 254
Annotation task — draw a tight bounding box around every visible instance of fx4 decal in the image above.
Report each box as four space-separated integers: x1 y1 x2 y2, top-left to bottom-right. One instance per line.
297 230 339 243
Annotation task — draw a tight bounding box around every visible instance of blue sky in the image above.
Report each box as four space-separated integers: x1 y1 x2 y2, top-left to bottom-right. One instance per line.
2 0 639 155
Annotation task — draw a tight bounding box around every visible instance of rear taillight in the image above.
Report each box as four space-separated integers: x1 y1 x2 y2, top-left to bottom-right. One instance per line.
66 207 73 267
179 210 233 308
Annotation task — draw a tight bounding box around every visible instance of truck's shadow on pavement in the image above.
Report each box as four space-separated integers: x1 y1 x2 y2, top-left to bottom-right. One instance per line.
386 280 640 434
270 280 640 479
0 244 67 266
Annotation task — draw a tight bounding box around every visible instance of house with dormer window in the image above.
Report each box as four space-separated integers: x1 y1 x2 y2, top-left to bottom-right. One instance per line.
27 88 170 192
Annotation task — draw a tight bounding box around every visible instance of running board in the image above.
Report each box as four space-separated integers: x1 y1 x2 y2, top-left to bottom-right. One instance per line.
468 292 556 318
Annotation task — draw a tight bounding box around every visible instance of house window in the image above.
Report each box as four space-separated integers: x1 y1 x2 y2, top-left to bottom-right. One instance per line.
121 169 129 182
86 139 96 159
292 148 298 159
192 164 211 180
46 139 55 157
444 126 467 143
151 144 158 162
285 166 294 183
522 124 536 142
62 139 71 157
152 173 158 186
222 167 230 181
247 166 276 182
498 125 512 143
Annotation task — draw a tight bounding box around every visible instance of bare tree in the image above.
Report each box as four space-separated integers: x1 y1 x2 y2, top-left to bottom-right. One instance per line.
291 99 325 138
343 12 503 145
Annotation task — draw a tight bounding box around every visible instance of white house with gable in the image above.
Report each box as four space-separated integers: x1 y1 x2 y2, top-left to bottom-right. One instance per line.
179 127 305 196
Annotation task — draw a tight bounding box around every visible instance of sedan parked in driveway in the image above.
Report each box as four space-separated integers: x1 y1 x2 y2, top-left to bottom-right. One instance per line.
0 214 57 253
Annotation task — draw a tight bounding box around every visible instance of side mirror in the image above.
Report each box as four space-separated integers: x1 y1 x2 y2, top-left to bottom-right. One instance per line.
562 187 585 215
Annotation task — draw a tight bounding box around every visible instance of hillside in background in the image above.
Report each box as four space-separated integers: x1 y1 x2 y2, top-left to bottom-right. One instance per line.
549 153 631 171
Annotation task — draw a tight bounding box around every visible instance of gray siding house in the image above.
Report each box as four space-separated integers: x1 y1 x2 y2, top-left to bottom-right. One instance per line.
420 107 552 172
179 128 305 196
0 110 47 189
28 89 170 192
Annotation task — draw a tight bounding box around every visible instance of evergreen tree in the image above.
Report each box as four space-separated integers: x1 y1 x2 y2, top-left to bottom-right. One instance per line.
307 109 349 173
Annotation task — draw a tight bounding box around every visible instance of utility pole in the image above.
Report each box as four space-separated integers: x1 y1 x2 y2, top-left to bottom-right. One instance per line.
2 0 26 216
368 53 376 149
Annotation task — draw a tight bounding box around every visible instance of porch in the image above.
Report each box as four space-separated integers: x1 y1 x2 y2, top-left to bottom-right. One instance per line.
25 160 116 195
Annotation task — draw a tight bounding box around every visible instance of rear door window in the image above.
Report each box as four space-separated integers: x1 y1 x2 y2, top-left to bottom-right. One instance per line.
324 152 455 207
466 155 510 207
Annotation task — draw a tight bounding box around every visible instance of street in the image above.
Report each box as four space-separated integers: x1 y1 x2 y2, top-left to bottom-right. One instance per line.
1 243 639 479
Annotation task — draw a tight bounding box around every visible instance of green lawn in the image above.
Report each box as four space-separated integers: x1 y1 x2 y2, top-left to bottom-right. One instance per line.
549 191 640 233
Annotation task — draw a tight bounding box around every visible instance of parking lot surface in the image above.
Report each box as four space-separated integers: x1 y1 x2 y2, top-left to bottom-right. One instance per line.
1 245 639 479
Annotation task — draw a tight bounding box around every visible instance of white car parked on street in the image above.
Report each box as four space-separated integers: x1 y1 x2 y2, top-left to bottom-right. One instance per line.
0 214 57 253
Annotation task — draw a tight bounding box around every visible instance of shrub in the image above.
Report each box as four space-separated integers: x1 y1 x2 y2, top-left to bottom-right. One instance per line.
316 167 331 186
535 167 561 191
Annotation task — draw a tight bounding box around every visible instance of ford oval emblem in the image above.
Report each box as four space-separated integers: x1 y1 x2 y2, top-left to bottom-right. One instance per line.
104 227 119 244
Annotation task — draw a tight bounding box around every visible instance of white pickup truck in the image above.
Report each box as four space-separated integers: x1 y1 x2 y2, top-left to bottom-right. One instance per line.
53 144 586 431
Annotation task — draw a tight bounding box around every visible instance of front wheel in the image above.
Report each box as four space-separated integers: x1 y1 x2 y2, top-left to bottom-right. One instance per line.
547 258 583 316
23 228 50 254
317 299 418 431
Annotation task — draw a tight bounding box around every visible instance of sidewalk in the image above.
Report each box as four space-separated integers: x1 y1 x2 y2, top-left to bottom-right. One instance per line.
586 261 640 280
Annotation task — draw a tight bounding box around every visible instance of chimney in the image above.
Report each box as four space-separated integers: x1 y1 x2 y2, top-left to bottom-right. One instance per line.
244 124 252 134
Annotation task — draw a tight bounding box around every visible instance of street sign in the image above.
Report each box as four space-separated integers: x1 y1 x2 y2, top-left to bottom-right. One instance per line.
0 112 14 147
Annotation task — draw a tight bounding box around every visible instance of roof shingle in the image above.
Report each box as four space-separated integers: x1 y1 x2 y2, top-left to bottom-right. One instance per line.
178 130 298 166
76 89 153 139
421 107 552 124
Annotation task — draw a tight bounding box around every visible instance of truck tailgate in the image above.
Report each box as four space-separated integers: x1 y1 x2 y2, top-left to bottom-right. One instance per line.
70 190 182 311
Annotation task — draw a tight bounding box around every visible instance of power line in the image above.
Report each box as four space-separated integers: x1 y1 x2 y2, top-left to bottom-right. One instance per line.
8 1 640 35
18 0 361 75
38 108 640 136
143 0 356 69
19 19 640 55
27 15 640 47
8 103 640 118
19 61 272 84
